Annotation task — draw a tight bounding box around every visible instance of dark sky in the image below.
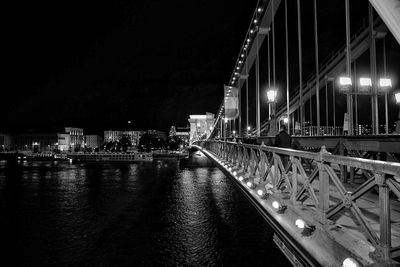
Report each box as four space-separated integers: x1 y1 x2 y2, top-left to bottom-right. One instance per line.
3 0 400 134
3 0 257 133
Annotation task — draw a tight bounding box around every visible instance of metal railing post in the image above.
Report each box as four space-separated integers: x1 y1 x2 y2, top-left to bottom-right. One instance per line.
318 146 330 215
375 173 392 262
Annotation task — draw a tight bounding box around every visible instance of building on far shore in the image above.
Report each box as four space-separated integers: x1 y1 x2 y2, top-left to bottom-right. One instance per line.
64 127 84 149
147 130 167 140
84 135 103 149
0 133 13 150
104 130 146 147
13 133 59 151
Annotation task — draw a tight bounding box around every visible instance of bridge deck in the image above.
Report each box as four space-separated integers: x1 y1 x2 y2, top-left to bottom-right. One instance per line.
197 141 400 265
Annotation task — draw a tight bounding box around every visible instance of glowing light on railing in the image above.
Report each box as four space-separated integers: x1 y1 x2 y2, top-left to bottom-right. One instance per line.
343 258 360 267
295 219 306 229
272 201 281 210
239 176 244 181
236 66 240 70
247 38 251 43
246 181 253 187
233 171 237 176
257 7 263 12
253 19 258 24
238 60 243 64
241 54 245 58
257 189 263 196
250 29 254 34
228 167 232 171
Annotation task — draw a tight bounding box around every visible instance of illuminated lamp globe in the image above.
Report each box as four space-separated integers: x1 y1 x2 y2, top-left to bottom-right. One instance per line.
295 219 306 229
342 258 360 267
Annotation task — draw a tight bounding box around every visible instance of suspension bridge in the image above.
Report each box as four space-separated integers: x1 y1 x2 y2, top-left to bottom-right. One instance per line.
192 0 400 266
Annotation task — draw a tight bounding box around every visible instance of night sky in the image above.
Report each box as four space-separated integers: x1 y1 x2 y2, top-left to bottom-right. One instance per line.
3 0 400 134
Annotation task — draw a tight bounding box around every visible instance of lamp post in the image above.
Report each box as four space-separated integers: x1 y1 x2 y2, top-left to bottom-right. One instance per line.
224 118 228 143
267 88 278 136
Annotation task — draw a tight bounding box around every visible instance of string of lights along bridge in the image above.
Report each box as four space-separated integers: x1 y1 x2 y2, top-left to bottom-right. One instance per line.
192 0 400 266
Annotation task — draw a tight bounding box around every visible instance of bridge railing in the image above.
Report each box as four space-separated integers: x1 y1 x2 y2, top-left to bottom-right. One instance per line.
197 140 400 263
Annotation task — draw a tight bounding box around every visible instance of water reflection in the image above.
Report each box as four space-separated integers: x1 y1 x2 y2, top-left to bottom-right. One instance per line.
0 160 289 266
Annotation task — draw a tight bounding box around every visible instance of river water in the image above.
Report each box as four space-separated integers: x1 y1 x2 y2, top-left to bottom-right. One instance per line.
0 159 289 266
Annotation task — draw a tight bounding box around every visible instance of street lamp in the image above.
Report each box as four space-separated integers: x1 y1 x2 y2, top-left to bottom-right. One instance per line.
267 88 278 136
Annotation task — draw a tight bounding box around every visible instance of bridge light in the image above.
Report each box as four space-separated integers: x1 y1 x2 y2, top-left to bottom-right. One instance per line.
339 76 352 86
359 77 372 87
395 91 400 104
233 171 237 176
241 54 245 58
295 219 306 229
257 189 263 196
283 117 289 124
295 218 316 236
247 38 251 43
228 167 232 171
239 60 243 64
272 201 281 209
246 181 252 187
338 76 352 92
379 78 392 91
236 66 240 70
238 176 244 181
257 7 263 12
253 19 258 24
343 258 360 267
247 126 251 131
267 89 277 103
250 29 254 34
